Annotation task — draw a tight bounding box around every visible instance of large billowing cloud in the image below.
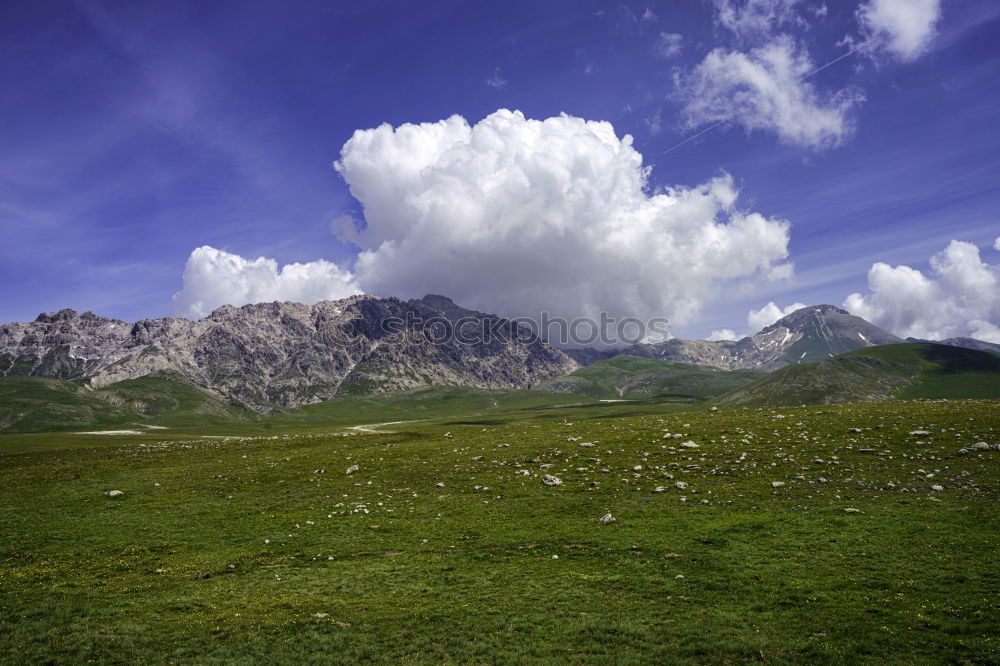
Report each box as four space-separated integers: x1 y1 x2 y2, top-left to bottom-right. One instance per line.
333 109 792 331
844 240 1000 343
856 0 941 62
676 37 864 149
171 246 361 319
747 300 808 332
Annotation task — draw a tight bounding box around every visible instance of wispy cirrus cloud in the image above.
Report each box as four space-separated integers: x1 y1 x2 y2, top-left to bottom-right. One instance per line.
654 32 683 58
675 36 864 149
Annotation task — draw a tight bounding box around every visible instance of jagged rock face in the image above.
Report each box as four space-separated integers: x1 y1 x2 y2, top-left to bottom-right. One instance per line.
0 295 579 412
566 305 903 371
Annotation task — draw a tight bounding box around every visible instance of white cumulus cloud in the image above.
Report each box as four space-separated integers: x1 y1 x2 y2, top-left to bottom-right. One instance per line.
171 246 361 319
994 236 1000 252
334 109 792 331
676 37 864 149
844 240 1000 342
856 0 941 62
747 301 808 332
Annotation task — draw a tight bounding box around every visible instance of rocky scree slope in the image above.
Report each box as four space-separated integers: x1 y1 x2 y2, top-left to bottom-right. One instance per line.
0 295 579 412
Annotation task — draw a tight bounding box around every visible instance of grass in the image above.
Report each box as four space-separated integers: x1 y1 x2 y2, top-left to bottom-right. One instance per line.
717 343 1000 407
0 373 253 434
537 355 762 400
1 396 997 663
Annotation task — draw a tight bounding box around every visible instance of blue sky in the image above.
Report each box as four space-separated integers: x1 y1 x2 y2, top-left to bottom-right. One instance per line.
1 0 998 341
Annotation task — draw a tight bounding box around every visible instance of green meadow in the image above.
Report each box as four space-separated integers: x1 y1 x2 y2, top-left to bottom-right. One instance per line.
1 397 997 663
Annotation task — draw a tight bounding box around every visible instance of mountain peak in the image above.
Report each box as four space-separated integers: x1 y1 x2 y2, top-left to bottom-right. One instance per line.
35 308 79 323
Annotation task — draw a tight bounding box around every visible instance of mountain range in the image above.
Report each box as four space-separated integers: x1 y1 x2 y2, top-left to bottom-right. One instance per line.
565 304 904 369
1 295 998 432
0 295 577 411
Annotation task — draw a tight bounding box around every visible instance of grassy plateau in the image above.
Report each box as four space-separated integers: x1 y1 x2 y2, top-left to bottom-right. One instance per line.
0 395 998 664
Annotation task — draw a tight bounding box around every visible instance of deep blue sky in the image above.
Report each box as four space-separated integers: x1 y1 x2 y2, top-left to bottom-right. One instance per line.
1 0 998 337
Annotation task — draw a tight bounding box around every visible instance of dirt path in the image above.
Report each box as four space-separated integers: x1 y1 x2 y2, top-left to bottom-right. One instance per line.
346 419 430 434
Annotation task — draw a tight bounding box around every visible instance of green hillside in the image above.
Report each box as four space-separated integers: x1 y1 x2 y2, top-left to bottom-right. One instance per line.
268 385 591 428
717 343 1000 407
537 354 763 399
0 372 254 433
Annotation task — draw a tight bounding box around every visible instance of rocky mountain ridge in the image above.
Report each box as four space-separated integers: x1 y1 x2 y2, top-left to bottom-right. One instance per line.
566 305 904 370
0 295 579 412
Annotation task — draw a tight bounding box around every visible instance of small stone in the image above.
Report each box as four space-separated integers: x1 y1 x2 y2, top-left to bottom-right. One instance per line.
597 513 615 524
435 482 445 488
345 465 358 475
542 474 563 486
472 456 483 461
654 486 667 493
674 481 688 490
909 430 930 436
771 481 785 488
971 442 990 451
844 508 861 514
579 442 595 447
930 484 944 492
106 490 124 497
675 574 685 579
680 441 699 449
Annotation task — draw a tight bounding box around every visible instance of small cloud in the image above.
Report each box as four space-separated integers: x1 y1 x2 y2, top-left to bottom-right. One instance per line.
485 67 507 90
994 236 1000 252
708 328 740 341
654 32 683 59
856 0 941 62
713 0 803 40
331 213 363 246
747 301 807 332
641 7 657 23
584 62 595 76
813 3 828 18
644 109 663 135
